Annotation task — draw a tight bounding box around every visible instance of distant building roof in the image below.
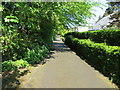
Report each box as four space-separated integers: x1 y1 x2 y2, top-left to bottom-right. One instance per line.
92 13 115 29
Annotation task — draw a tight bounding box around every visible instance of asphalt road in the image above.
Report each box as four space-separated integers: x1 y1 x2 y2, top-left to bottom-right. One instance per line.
19 36 118 88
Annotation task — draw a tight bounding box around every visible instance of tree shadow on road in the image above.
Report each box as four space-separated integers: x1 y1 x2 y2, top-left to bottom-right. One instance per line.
40 41 72 65
52 42 71 52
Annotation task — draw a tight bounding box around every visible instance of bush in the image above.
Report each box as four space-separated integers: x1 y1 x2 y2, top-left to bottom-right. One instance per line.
2 59 29 72
2 60 17 71
65 29 120 46
2 45 50 71
14 59 29 68
24 45 50 65
65 35 120 85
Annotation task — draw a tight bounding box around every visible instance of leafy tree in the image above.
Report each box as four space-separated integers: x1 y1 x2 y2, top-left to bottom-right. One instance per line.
102 1 120 28
2 2 99 62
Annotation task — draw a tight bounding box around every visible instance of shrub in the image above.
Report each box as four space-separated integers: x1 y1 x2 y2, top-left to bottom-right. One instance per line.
24 45 50 65
65 35 120 85
2 45 50 71
2 59 29 72
14 59 29 68
2 60 17 71
65 29 120 46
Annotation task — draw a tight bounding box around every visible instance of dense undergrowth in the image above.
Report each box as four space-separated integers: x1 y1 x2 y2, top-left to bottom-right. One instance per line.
64 29 120 87
2 45 50 71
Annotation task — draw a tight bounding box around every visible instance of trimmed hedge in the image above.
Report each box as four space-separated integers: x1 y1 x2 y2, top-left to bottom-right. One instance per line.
65 29 120 46
65 35 120 85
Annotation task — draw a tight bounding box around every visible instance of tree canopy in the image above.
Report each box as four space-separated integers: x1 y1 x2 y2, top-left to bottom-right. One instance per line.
2 2 100 62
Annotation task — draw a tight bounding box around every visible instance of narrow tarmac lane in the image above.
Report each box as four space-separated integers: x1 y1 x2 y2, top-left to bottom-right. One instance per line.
19 36 118 88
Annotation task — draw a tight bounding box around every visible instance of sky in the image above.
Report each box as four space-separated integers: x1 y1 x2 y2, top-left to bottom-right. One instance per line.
68 0 109 29
76 0 109 31
90 0 109 25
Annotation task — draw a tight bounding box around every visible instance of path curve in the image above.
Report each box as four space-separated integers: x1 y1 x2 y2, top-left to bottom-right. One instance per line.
19 36 118 88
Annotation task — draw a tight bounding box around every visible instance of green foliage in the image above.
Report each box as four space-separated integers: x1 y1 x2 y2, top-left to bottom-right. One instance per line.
24 45 49 65
4 15 19 23
66 29 120 46
2 24 29 61
65 35 120 86
2 59 29 71
14 59 29 68
2 45 49 71
2 60 17 71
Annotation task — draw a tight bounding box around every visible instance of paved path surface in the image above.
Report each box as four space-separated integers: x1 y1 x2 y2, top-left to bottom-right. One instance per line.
19 36 118 88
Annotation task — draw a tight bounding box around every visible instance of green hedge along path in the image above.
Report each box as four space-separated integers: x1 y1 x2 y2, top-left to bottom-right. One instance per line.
64 30 120 86
19 36 118 88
